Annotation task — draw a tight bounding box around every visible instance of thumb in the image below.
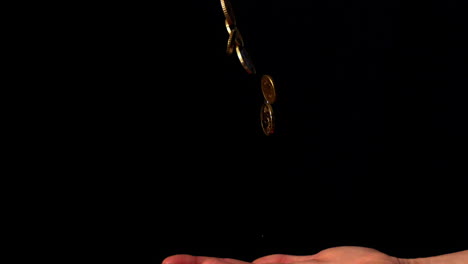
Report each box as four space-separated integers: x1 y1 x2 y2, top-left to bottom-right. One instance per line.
253 254 317 264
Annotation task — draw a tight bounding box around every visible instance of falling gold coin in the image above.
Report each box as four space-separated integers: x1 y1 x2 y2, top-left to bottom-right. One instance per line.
234 29 244 48
226 28 237 55
225 19 234 34
261 75 277 104
220 0 236 28
260 103 275 136
227 28 245 55
236 45 256 74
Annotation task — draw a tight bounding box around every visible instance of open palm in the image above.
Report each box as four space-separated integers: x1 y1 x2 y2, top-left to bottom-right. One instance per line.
253 246 400 264
163 246 401 264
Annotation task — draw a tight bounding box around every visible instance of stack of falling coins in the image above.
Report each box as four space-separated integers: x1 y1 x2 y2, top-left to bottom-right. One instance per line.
220 0 278 136
260 75 276 135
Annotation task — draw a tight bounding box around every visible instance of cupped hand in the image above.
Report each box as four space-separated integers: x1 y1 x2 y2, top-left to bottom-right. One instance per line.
252 246 400 264
162 246 401 264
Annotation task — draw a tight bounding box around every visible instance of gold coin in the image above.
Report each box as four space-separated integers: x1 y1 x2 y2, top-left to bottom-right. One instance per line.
225 19 234 34
260 103 275 136
261 75 277 104
220 0 236 27
226 28 237 55
227 28 245 55
235 45 256 74
234 28 244 47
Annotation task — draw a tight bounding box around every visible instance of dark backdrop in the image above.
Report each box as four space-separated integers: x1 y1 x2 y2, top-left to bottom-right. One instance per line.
93 1 467 263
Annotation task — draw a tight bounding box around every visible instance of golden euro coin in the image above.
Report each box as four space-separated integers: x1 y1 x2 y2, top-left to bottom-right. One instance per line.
260 103 275 136
235 45 256 74
234 28 244 48
225 19 234 34
261 74 277 104
220 0 236 27
226 28 237 55
226 28 245 55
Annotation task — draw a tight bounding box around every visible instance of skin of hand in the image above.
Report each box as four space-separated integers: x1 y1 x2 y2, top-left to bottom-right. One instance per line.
162 246 400 264
162 246 468 264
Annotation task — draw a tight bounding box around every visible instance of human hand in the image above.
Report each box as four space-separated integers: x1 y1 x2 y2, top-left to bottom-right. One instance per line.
162 246 400 264
252 246 399 264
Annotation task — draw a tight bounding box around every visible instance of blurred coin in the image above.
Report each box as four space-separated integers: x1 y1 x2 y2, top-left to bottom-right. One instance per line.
220 0 236 27
235 46 256 74
234 28 244 47
260 103 275 136
225 19 234 34
226 28 237 55
227 28 245 55
261 74 277 104
227 25 245 55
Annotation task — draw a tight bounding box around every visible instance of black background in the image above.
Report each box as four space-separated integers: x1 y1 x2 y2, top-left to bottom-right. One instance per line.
81 1 468 263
